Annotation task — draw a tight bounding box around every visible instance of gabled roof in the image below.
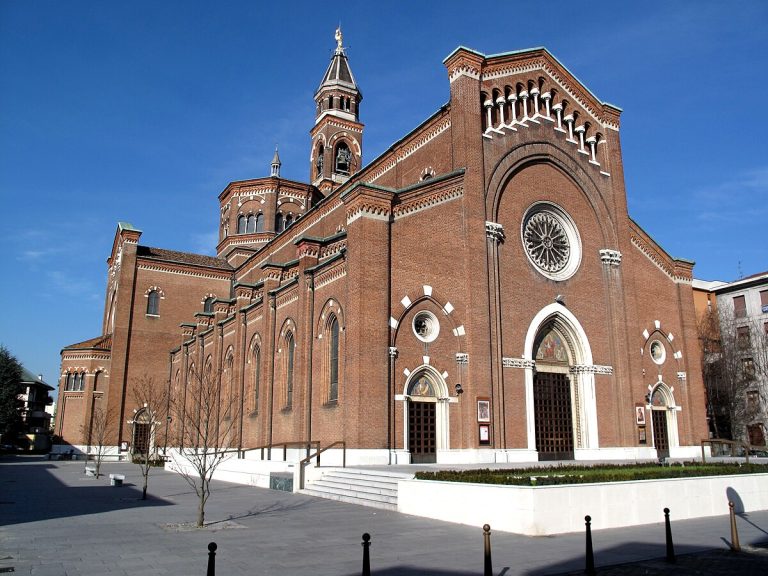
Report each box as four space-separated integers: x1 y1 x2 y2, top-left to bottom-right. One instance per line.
136 246 233 271
63 334 112 351
20 367 53 390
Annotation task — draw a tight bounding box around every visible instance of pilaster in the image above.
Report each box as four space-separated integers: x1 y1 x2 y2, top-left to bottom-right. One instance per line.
341 184 395 448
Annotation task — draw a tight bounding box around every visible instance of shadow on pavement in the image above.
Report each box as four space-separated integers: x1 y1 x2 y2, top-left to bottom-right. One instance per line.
0 459 172 526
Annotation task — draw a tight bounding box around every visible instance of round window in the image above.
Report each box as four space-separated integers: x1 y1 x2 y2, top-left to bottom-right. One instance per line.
412 311 439 343
521 203 581 281
650 340 666 365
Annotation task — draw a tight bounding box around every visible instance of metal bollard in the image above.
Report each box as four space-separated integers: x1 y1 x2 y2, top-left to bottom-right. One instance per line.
361 533 371 576
483 524 492 576
729 501 741 552
664 508 675 563
206 542 217 576
585 515 596 576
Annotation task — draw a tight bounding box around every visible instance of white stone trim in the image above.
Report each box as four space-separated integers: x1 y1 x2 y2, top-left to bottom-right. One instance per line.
570 364 613 375
599 249 622 266
502 357 535 369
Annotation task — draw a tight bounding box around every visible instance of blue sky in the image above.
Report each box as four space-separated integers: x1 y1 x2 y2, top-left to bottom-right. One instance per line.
1 1 766 388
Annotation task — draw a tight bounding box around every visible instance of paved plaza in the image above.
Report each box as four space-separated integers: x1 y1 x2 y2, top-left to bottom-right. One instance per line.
1 456 767 575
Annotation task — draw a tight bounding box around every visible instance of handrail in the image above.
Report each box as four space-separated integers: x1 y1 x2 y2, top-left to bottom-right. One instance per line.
236 440 320 460
298 440 346 490
700 438 753 464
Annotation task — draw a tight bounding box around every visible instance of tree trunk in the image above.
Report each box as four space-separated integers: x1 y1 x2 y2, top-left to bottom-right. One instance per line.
197 496 205 527
142 474 148 500
197 479 206 527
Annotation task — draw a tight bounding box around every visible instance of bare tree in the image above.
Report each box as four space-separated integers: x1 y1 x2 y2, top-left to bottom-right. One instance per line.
170 363 240 527
699 306 768 444
81 402 114 478
129 375 169 500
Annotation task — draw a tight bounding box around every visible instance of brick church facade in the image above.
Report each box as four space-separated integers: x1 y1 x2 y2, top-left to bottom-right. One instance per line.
57 31 708 464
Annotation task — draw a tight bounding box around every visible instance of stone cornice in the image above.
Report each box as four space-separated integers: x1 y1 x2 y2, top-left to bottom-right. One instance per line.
342 185 395 224
630 226 692 284
393 184 463 220
315 260 347 290
570 364 613 375
136 261 233 281
366 116 452 184
502 357 535 369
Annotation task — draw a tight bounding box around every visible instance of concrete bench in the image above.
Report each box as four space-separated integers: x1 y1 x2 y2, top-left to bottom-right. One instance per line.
84 466 97 477
109 473 125 487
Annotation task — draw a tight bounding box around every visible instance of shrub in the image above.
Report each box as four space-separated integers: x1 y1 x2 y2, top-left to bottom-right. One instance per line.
414 462 768 486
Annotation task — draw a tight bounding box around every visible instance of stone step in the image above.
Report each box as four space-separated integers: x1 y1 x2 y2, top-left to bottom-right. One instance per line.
301 467 412 511
322 468 412 481
310 478 398 496
301 486 398 511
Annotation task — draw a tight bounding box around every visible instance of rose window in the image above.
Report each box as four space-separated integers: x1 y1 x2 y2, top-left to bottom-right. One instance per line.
520 203 581 281
524 212 570 273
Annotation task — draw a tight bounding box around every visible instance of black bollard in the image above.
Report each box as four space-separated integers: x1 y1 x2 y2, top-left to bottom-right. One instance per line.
584 515 595 576
206 542 217 576
362 533 371 576
483 524 493 576
729 501 741 552
664 508 676 563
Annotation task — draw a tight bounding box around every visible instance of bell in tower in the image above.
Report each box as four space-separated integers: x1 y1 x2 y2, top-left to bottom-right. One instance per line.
310 27 364 195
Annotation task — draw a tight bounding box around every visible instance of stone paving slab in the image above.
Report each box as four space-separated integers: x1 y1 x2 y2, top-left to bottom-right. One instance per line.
1 456 767 575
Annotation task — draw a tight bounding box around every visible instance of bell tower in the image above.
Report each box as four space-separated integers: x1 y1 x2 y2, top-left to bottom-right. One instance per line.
310 28 363 195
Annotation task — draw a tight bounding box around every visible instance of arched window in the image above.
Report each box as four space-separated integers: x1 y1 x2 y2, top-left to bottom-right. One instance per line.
64 373 72 391
275 212 284 231
203 297 214 313
316 145 324 178
237 215 246 234
252 345 261 413
329 315 339 402
93 371 100 392
255 213 264 232
328 95 333 109
285 214 293 228
286 332 295 408
334 142 352 175
147 290 160 316
245 214 254 233
74 372 85 391
225 354 235 418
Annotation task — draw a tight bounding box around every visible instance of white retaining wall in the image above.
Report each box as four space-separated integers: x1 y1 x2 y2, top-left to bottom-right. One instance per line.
397 473 768 535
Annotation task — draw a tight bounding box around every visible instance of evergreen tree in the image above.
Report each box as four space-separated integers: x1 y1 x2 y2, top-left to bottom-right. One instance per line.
0 345 23 443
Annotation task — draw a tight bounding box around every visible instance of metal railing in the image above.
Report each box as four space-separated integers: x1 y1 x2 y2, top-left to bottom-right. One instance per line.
700 438 768 463
234 440 320 461
298 440 346 490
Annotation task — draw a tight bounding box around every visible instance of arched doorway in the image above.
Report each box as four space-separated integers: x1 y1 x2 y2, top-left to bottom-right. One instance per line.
649 383 678 459
405 369 447 464
132 409 152 456
533 326 575 460
524 304 599 460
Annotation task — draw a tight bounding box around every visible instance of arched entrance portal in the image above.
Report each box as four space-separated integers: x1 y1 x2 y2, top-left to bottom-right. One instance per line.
405 369 448 464
524 304 599 461
132 409 152 456
533 327 575 460
649 383 679 459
